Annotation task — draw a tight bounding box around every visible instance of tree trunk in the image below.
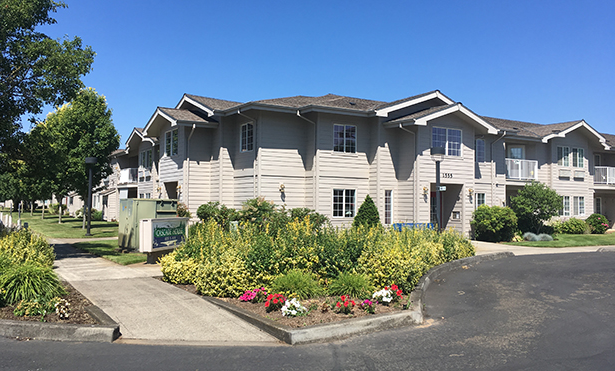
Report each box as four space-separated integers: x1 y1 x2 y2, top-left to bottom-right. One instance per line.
30 200 34 216
42 201 45 219
58 197 63 224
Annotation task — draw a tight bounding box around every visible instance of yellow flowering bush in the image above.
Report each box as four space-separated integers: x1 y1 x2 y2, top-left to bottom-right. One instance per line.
0 228 55 268
158 251 199 285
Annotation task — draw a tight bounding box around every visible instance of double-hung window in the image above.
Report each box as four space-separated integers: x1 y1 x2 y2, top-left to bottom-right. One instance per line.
475 139 485 162
560 196 571 217
165 129 178 156
557 146 570 166
476 193 486 208
432 127 462 156
140 149 153 169
573 196 585 216
333 125 356 153
572 148 584 168
241 123 254 152
333 189 355 217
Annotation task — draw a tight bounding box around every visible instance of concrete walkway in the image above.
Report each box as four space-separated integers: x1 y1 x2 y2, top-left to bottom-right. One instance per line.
50 238 279 346
472 240 615 255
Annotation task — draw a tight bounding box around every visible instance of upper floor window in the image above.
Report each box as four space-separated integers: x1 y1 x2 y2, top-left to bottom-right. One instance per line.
165 129 178 156
475 139 485 162
241 123 254 152
572 148 584 168
333 189 355 217
140 149 153 169
557 146 570 166
334 124 356 153
507 145 525 160
432 127 461 156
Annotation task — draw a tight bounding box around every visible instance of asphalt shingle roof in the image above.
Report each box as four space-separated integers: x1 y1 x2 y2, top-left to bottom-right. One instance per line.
254 94 386 111
184 94 242 111
158 108 216 123
386 104 454 124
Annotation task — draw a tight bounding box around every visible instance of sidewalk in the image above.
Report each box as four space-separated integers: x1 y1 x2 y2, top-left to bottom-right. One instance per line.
50 238 279 345
472 240 615 255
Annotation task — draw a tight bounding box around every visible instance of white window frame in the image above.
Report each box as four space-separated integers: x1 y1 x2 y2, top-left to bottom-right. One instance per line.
165 129 178 157
507 144 525 160
240 122 254 152
475 139 485 162
140 149 153 170
333 189 355 218
333 124 357 153
573 196 585 216
432 127 462 157
557 146 570 166
572 148 584 168
476 193 486 208
561 196 570 217
384 190 392 225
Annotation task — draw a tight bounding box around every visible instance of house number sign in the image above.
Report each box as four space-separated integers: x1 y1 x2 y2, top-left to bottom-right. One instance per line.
442 173 453 178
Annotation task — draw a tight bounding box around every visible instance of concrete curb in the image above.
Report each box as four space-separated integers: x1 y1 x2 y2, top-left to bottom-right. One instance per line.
597 247 615 252
205 252 514 345
0 305 120 343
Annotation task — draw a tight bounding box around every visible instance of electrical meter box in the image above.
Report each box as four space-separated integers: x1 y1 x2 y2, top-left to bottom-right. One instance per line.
118 199 178 250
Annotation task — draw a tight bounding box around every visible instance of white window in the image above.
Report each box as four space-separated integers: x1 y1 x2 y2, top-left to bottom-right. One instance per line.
165 129 178 156
241 123 254 152
507 145 525 159
476 193 486 208
432 127 462 156
557 146 570 166
595 197 602 215
384 190 392 225
140 149 153 169
561 196 570 217
573 196 585 216
333 189 355 217
475 139 485 162
333 124 356 153
572 148 584 168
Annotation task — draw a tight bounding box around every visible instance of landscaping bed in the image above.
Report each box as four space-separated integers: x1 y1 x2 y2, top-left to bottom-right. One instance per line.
0 281 96 325
169 282 409 328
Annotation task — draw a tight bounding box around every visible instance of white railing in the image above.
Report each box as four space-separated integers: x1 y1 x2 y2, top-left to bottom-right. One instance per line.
506 158 538 180
594 166 615 184
119 168 138 184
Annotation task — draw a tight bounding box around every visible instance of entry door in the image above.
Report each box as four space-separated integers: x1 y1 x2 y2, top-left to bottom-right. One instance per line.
430 192 443 227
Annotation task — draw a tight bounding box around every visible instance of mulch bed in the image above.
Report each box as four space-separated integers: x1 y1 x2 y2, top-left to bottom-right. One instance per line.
169 282 409 328
0 281 97 325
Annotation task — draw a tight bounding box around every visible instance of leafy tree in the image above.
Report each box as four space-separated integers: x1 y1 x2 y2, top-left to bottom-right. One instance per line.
353 194 380 228
0 0 95 171
510 181 562 234
471 205 517 242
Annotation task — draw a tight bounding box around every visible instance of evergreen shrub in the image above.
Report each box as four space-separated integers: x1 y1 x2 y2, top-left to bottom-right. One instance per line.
353 195 380 228
471 205 518 242
553 218 589 234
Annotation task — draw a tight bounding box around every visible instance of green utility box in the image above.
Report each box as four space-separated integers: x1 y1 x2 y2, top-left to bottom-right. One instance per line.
118 199 178 250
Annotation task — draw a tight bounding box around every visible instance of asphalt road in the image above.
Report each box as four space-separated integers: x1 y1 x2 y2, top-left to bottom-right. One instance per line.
2 252 615 370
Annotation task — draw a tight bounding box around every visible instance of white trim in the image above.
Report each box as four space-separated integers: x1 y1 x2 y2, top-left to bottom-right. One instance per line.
240 122 254 153
333 124 357 154
176 95 215 117
542 120 610 150
332 189 356 218
432 126 463 157
375 91 455 117
392 104 499 135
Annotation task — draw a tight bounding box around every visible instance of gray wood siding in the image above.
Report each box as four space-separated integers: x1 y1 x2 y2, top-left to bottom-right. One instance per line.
186 128 214 216
158 124 184 184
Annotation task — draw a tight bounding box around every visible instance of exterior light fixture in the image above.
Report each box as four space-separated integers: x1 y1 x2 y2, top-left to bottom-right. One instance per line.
279 184 285 193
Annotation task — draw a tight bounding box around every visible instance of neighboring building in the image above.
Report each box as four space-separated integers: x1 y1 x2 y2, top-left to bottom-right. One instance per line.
95 90 615 234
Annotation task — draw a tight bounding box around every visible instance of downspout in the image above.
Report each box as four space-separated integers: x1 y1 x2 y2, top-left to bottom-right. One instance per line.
490 131 507 205
185 124 196 211
398 124 417 222
297 110 318 211
238 110 258 198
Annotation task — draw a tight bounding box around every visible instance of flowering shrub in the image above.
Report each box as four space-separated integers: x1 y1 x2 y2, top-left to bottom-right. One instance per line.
585 213 610 234
372 284 403 305
359 299 375 314
281 298 308 317
239 287 268 303
54 298 70 319
334 295 355 314
265 293 287 312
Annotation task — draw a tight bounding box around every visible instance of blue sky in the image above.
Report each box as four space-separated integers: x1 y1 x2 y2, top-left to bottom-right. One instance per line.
37 0 615 144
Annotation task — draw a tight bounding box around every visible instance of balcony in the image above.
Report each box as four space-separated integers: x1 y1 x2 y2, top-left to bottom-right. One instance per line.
506 158 538 181
119 168 138 184
594 166 615 185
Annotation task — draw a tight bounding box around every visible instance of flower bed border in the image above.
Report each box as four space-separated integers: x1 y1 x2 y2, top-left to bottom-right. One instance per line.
204 252 514 345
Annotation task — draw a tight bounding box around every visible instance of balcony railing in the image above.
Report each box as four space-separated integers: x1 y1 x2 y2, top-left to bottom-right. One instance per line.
594 166 615 185
119 168 138 184
506 158 538 180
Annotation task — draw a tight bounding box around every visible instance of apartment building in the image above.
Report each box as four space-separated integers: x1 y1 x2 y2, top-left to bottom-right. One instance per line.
99 90 615 234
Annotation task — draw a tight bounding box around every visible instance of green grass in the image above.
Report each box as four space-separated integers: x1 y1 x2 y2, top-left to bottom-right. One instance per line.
3 209 118 239
73 240 147 265
505 233 615 247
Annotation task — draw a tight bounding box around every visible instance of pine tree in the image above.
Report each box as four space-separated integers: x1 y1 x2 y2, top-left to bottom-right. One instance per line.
353 195 381 227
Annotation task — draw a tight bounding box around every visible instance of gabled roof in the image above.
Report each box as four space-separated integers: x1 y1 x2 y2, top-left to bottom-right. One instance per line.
143 107 218 137
254 94 385 112
384 103 499 134
375 91 455 117
540 120 608 149
177 94 242 116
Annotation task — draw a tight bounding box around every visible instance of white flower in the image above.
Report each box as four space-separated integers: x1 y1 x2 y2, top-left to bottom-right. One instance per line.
281 298 307 317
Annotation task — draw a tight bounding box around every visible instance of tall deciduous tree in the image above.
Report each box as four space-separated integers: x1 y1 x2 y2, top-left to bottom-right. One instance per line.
0 0 95 171
510 181 563 234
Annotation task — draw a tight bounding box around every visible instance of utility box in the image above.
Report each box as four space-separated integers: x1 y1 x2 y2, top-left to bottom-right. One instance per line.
118 199 178 250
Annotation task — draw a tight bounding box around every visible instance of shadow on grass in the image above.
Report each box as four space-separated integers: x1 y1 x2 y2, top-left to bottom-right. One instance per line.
73 241 146 265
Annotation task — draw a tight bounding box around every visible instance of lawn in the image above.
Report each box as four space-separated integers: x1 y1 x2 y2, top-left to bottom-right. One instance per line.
2 209 118 239
73 240 147 265
505 233 615 247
